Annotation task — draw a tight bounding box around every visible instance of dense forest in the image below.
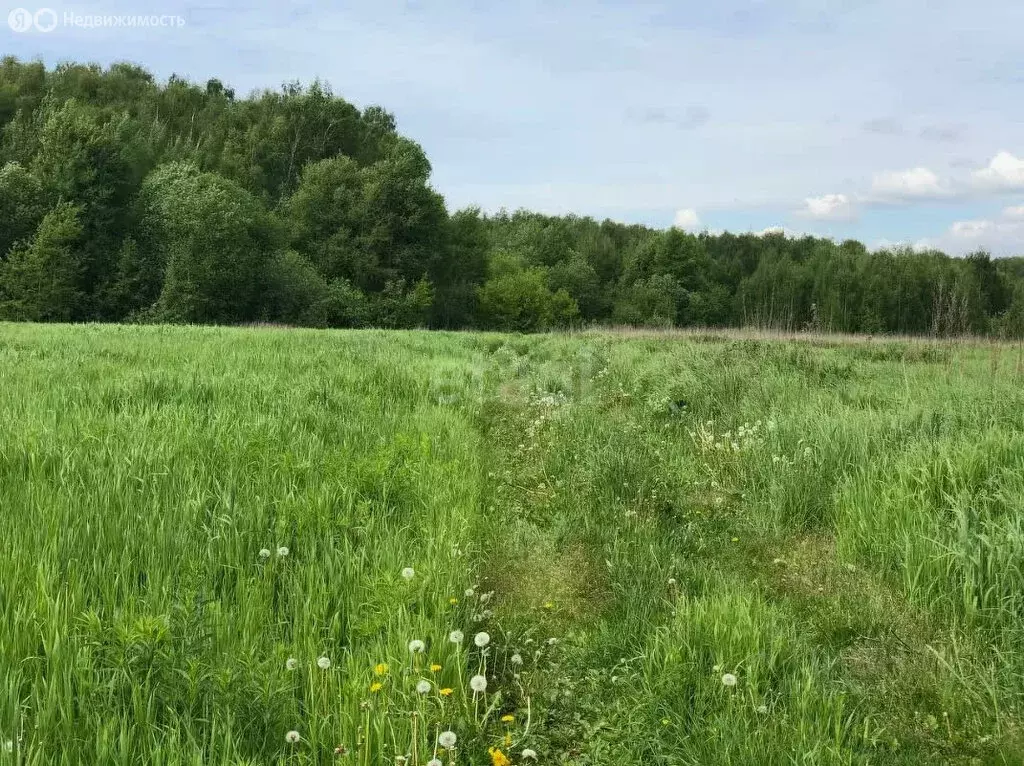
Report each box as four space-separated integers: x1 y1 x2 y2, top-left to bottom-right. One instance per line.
1 58 1023 336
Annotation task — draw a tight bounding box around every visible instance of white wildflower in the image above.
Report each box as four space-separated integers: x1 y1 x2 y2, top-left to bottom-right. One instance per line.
474 631 490 648
438 730 457 749
470 674 488 692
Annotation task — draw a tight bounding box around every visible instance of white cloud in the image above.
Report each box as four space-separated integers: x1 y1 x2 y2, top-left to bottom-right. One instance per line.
1004 204 1024 220
873 238 932 253
870 167 949 200
672 208 700 231
972 151 1024 191
950 219 995 238
801 193 856 220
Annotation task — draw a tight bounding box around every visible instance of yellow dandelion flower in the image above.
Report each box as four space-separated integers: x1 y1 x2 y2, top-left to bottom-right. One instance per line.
488 747 512 766
500 714 515 723
369 682 383 693
504 732 512 747
374 663 389 676
543 601 554 609
449 597 458 605
430 663 442 673
439 687 453 696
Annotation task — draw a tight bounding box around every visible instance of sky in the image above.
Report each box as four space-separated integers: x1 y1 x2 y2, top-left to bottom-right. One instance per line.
4 0 1024 255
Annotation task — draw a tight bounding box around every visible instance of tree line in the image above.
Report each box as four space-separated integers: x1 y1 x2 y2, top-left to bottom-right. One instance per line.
1 58 1022 336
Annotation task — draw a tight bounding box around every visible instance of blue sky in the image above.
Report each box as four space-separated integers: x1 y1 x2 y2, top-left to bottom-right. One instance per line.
4 0 1024 255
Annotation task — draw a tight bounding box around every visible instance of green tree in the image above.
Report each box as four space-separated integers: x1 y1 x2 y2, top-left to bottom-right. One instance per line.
139 162 282 323
0 161 46 258
0 202 83 320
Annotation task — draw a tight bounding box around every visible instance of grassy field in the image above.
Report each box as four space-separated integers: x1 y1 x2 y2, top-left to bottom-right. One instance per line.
2 323 1024 765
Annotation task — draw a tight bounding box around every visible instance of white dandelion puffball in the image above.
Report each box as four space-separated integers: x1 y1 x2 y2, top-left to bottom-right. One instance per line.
756 704 768 714
721 672 738 687
401 567 415 581
258 548 271 559
470 674 487 693
317 656 331 670
437 730 457 749
416 679 431 694
285 657 298 671
285 730 301 744
449 630 464 644
464 587 475 597
510 653 523 665
408 639 425 653
522 749 538 760
546 637 558 646
668 577 677 586
277 546 289 557
474 631 490 648
428 760 443 766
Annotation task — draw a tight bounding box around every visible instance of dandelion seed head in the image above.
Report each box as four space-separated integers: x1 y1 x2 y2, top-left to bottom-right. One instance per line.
258 548 271 559
474 631 491 648
438 730 457 749
317 656 331 670
546 637 558 646
408 639 425 653
522 748 538 760
416 679 431 694
277 546 289 557
465 588 475 597
401 567 415 581
510 653 523 665
756 704 768 714
721 672 738 687
449 630 464 644
470 674 488 692
428 760 443 766
285 657 298 671
285 730 301 744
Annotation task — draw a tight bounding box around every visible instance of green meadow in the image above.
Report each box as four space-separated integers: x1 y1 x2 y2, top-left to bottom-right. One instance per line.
2 323 1024 765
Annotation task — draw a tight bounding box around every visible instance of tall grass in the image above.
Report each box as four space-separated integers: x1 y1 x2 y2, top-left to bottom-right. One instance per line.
1 323 1023 764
